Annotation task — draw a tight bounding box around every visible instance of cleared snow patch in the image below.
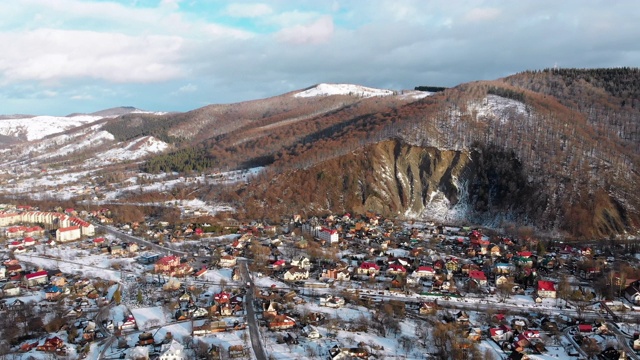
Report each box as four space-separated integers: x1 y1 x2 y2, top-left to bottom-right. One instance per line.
397 90 433 100
468 95 528 123
0 114 104 141
294 83 394 98
93 136 169 165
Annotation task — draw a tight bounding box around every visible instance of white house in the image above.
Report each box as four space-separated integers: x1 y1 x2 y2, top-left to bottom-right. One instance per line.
537 280 557 299
284 267 309 281
318 227 339 244
24 270 48 287
0 266 5 281
159 340 185 360
56 226 82 242
1 283 21 297
219 255 237 268
291 255 311 270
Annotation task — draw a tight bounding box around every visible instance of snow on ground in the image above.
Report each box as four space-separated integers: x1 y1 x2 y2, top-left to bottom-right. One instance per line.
0 114 104 141
294 83 394 98
92 136 170 166
468 94 528 124
15 244 141 281
131 306 169 330
201 268 234 283
397 90 433 100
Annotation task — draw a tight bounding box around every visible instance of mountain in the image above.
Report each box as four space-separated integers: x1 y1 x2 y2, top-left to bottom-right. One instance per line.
1 72 638 239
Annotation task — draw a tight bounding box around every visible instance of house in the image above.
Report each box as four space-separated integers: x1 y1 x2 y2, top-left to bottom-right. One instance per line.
537 280 557 299
159 339 185 360
578 324 593 333
322 267 351 281
414 266 435 278
489 325 513 342
110 244 125 256
302 325 321 339
318 227 339 243
387 263 407 275
495 263 514 274
120 315 137 330
219 255 237 268
229 345 246 358
92 237 105 247
468 270 487 286
291 255 311 270
268 314 296 330
24 270 48 287
56 226 81 242
284 266 309 281
0 266 5 281
624 285 640 305
356 262 380 276
213 291 232 304
320 295 345 308
45 285 64 300
36 336 64 352
1 283 21 297
154 255 181 273
127 242 139 253
419 301 437 315
194 267 208 278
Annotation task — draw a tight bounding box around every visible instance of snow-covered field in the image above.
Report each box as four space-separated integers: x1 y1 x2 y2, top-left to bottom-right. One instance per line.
295 83 395 98
91 136 170 166
0 114 104 141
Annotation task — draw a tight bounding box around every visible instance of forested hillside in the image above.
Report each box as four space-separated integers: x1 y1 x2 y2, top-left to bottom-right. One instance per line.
195 68 640 239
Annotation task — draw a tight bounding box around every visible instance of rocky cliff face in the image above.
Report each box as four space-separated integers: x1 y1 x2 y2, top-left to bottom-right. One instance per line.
349 140 544 226
359 140 472 220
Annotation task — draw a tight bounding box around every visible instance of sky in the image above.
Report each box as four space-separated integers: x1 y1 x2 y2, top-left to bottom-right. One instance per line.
1 0 639 116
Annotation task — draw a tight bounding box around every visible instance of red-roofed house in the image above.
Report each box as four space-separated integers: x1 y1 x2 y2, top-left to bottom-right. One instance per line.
357 262 380 276
318 227 339 244
469 270 487 286
154 255 181 273
578 324 593 333
214 291 232 304
414 266 435 278
23 237 36 247
24 270 48 286
537 280 556 298
387 264 407 275
219 255 237 268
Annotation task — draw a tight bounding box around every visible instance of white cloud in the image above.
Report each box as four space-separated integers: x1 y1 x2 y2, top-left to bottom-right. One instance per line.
0 29 186 84
277 16 334 45
463 8 501 22
178 83 197 93
71 94 93 100
225 3 273 18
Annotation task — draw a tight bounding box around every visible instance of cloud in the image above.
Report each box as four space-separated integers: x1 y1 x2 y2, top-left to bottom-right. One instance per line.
463 8 501 22
70 94 93 100
178 83 197 93
225 3 273 18
277 16 334 45
1 0 640 116
0 29 186 84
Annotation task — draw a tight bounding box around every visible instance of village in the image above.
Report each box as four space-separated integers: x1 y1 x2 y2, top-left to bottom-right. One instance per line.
0 203 640 360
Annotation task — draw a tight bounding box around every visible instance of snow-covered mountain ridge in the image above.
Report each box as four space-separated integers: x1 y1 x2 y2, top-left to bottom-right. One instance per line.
294 83 396 98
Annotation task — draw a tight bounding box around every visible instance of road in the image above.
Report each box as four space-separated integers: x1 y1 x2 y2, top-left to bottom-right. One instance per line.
239 259 267 360
94 223 187 256
608 322 639 360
